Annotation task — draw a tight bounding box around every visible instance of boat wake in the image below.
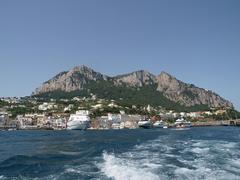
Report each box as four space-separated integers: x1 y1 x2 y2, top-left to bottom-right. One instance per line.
99 135 240 180
0 128 239 180
100 152 160 180
171 128 191 131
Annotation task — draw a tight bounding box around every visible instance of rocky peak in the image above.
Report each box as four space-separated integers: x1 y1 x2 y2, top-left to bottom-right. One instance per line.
114 70 156 87
69 65 108 81
34 65 108 94
70 65 95 74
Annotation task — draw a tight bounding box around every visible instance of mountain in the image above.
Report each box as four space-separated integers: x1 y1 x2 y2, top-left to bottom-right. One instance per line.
34 65 109 94
156 72 231 107
33 65 233 110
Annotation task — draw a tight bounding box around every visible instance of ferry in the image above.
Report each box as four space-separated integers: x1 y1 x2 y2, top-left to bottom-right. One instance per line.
67 110 90 130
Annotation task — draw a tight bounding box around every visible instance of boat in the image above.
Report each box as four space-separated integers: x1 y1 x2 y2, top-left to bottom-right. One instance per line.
174 118 191 128
138 119 152 129
153 120 164 128
236 122 240 127
67 110 90 130
221 121 230 126
112 123 121 129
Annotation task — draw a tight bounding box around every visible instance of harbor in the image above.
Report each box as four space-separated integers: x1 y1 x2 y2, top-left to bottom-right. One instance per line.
1 109 240 131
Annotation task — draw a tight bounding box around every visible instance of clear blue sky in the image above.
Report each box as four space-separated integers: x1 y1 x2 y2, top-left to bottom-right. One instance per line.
0 0 239 110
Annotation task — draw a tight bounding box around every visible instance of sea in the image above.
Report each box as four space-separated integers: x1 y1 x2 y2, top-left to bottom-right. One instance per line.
0 126 239 180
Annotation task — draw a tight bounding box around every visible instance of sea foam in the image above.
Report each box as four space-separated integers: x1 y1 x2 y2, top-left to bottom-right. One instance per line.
100 152 160 180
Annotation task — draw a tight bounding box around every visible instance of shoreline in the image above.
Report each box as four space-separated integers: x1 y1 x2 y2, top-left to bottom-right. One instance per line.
0 123 239 131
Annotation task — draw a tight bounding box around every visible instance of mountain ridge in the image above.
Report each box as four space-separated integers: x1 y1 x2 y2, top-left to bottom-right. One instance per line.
33 65 233 109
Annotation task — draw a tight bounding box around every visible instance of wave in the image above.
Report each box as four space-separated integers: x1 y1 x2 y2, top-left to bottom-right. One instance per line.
0 176 6 180
99 136 240 180
100 152 161 180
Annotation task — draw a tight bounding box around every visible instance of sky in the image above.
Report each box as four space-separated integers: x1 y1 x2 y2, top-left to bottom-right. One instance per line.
0 0 239 110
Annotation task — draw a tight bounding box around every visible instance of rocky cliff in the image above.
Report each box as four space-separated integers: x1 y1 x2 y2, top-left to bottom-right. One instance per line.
156 72 232 107
34 65 109 94
34 65 233 108
113 70 156 87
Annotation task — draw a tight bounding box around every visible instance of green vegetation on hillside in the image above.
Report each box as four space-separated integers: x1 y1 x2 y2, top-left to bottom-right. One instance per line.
212 109 240 120
86 81 209 112
0 100 9 107
8 107 34 118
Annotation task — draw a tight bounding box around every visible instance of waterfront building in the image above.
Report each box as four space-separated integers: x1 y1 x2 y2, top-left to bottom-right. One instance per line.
52 118 67 130
108 113 121 123
0 113 8 128
17 115 34 129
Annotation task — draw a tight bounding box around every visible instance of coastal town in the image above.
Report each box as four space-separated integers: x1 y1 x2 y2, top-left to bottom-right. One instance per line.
0 96 239 131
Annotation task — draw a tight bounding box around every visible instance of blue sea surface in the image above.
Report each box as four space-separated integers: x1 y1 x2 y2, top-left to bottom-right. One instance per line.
0 127 240 180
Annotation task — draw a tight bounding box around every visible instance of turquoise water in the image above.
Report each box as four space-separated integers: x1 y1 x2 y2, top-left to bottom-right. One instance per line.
0 127 239 180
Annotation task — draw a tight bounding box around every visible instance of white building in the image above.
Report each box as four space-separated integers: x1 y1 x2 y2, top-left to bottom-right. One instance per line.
0 113 8 127
147 105 152 112
108 113 121 123
38 103 58 111
187 112 202 118
202 111 213 116
64 104 74 112
108 102 119 108
17 115 34 128
52 118 67 129
91 104 103 109
180 112 186 117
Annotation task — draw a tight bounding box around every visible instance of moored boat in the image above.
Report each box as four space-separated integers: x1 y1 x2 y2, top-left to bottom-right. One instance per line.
138 119 152 129
153 120 164 128
174 118 191 128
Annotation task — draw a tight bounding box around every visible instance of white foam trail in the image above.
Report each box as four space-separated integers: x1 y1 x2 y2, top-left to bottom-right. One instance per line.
58 151 81 155
100 152 160 180
99 137 240 180
30 135 240 180
191 147 209 154
0 176 6 180
230 159 240 168
65 168 82 174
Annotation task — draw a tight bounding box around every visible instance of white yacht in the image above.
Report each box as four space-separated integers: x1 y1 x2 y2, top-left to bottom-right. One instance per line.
153 120 164 128
174 118 191 128
138 119 152 129
67 110 90 130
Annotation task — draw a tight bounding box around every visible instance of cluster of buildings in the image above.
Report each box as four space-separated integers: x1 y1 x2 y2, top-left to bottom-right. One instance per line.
0 112 68 130
38 102 58 111
159 110 227 120
0 111 143 130
0 95 233 130
16 114 67 130
91 113 142 130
